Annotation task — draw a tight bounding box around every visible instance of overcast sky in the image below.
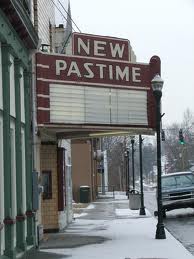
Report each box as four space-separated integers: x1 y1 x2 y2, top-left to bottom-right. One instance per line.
55 0 194 126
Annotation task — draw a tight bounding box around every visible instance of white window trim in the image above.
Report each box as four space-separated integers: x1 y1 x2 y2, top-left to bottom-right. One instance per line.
10 121 16 246
21 127 27 237
0 43 3 110
0 115 5 254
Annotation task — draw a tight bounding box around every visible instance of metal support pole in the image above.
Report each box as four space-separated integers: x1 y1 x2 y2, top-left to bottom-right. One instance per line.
154 91 166 239
125 149 130 195
125 152 128 195
139 135 146 215
101 168 105 195
127 150 130 193
100 138 105 195
131 139 135 190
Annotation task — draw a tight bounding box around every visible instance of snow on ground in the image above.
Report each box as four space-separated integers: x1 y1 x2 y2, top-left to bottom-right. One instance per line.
85 204 95 210
41 194 194 259
167 208 194 217
73 212 88 218
73 203 96 218
42 216 194 259
115 208 152 217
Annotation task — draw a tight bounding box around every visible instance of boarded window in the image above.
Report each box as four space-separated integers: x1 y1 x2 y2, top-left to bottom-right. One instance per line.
42 170 52 199
57 148 66 211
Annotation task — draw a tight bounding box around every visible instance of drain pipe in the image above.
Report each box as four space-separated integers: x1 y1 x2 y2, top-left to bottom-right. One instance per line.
30 49 38 173
30 48 39 248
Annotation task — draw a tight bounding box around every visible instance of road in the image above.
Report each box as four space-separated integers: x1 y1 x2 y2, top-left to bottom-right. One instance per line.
145 190 194 255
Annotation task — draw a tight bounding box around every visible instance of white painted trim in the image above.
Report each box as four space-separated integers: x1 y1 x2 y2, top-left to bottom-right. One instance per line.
36 56 149 65
37 78 150 90
10 122 16 246
37 94 50 98
36 64 50 69
36 52 148 65
37 107 50 111
0 116 5 254
21 128 27 237
10 55 16 118
73 32 129 42
0 43 3 110
20 67 25 123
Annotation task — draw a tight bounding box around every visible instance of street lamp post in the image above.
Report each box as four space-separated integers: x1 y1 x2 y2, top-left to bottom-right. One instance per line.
130 136 135 190
125 148 130 195
139 135 146 215
151 74 166 239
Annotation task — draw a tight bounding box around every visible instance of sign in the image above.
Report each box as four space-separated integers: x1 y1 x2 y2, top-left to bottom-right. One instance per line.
73 32 129 61
37 54 150 90
36 32 161 130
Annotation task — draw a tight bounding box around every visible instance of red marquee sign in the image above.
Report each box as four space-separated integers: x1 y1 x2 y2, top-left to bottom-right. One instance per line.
36 53 151 90
36 33 161 130
73 32 130 61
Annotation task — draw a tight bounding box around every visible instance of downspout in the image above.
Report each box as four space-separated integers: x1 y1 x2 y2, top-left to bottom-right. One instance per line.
30 48 40 248
31 50 37 173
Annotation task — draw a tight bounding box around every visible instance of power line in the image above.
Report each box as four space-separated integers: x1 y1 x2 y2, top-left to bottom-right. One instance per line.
57 0 81 33
50 0 76 32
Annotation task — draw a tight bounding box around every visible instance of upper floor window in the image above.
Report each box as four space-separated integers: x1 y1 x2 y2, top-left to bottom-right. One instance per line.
22 0 31 15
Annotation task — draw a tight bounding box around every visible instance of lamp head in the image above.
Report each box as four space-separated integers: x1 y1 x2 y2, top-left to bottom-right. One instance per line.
125 147 129 156
130 135 135 144
151 74 164 92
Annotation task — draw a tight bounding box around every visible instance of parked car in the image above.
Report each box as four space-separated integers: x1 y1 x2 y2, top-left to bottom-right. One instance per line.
154 171 194 217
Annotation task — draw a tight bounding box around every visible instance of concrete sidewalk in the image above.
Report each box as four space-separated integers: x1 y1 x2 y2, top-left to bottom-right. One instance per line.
24 194 194 259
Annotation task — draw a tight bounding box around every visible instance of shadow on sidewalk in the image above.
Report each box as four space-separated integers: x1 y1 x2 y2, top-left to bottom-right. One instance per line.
39 233 109 249
22 249 71 259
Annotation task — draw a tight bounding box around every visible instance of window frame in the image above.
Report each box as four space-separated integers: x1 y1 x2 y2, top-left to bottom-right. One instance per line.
42 170 52 200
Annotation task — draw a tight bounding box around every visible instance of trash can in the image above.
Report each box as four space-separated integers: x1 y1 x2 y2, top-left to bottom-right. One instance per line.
129 190 141 210
80 186 90 203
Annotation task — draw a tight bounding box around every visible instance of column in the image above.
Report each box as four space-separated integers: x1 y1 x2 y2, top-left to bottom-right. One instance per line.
2 44 16 258
24 70 35 246
15 59 27 251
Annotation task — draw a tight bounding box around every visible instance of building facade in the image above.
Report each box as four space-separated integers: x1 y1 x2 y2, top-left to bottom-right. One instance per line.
71 139 101 203
32 0 56 51
33 0 73 234
0 1 39 258
40 139 73 232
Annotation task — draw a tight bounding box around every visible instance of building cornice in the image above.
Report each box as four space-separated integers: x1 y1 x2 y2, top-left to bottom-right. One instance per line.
0 0 39 49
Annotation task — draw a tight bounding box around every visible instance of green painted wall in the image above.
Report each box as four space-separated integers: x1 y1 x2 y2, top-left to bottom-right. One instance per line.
0 9 36 258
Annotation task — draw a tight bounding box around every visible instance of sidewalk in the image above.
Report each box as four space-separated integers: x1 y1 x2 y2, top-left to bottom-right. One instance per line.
25 193 194 259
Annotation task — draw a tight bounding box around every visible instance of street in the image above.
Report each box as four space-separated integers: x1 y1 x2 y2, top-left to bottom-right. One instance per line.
145 190 194 255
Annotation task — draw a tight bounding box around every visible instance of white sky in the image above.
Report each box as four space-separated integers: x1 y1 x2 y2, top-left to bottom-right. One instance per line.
55 0 194 126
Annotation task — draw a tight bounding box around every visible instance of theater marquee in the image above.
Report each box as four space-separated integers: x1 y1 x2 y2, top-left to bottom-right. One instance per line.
36 32 161 135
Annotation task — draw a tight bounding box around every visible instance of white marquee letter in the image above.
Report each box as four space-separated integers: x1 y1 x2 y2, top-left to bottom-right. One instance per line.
84 63 94 78
78 38 90 55
56 60 67 75
67 61 81 77
96 64 106 79
132 67 141 82
109 65 113 80
116 66 129 81
110 43 125 59
94 41 106 56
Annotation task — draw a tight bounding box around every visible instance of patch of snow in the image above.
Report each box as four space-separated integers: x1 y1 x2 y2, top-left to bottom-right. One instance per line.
85 204 95 210
73 213 88 218
115 208 151 217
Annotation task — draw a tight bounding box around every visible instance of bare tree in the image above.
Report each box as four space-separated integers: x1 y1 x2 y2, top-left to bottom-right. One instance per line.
103 135 157 190
163 109 194 173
